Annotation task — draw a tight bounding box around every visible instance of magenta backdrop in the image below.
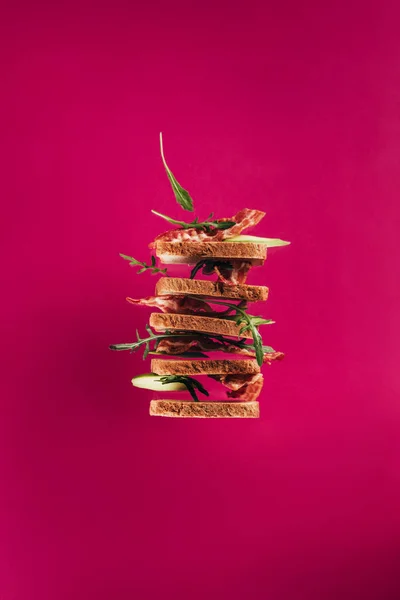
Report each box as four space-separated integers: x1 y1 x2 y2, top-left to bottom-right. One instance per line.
1 1 400 599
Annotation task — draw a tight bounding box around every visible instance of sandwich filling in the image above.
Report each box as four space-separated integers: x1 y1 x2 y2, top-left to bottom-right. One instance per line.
155 337 284 364
189 259 252 284
151 208 266 245
131 370 265 402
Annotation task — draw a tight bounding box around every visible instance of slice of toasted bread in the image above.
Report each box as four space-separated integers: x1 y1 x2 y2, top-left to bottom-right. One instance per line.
149 313 252 339
151 357 260 376
155 241 267 264
155 277 269 302
149 400 260 418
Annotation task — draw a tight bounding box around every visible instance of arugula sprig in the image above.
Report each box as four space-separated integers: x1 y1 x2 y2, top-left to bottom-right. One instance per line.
160 132 194 212
151 210 235 233
110 328 249 358
110 326 217 359
157 375 209 402
119 253 167 275
186 296 273 366
110 325 182 359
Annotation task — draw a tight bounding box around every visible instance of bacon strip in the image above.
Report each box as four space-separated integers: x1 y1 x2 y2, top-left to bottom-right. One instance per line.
227 374 264 402
156 337 227 355
214 261 252 284
126 295 213 314
152 208 265 244
217 209 265 238
155 336 284 363
212 373 264 401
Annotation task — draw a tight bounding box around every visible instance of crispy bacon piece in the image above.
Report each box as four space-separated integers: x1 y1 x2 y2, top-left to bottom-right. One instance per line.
156 338 200 355
213 265 232 284
240 349 284 365
155 336 284 364
152 208 265 244
156 336 226 355
227 374 264 402
235 262 252 284
126 295 213 314
127 295 243 316
212 373 264 401
193 260 251 284
214 261 252 284
217 209 265 238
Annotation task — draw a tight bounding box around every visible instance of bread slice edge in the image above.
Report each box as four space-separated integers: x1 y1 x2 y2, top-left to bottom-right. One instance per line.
149 400 260 418
155 241 267 263
149 313 253 340
155 277 269 302
151 358 260 375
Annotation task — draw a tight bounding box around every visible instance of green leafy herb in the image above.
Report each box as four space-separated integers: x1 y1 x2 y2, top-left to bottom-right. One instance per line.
263 345 276 353
151 210 236 233
110 326 210 359
111 328 246 357
157 375 209 402
110 325 165 359
189 259 234 279
159 132 194 212
186 296 274 366
119 253 167 275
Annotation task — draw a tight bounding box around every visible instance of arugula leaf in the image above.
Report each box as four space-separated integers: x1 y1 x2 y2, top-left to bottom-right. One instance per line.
159 132 194 212
189 261 206 279
238 316 273 330
157 375 209 402
261 345 276 353
119 253 167 275
151 210 235 233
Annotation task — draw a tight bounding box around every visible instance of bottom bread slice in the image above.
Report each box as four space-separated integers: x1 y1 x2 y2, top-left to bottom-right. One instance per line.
149 400 260 419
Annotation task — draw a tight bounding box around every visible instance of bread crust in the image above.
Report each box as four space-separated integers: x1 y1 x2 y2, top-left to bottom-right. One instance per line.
155 241 267 262
155 277 268 302
149 313 253 339
149 400 260 418
151 358 260 375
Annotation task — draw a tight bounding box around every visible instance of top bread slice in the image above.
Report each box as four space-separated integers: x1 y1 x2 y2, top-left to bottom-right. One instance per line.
154 241 267 264
155 277 268 302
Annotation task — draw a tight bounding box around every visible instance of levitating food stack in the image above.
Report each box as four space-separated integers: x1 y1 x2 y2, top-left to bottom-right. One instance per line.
110 134 289 418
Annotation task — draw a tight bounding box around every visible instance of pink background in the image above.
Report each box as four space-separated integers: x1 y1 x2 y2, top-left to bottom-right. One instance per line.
1 1 400 598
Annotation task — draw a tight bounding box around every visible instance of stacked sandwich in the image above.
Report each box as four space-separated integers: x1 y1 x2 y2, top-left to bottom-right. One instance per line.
110 134 289 418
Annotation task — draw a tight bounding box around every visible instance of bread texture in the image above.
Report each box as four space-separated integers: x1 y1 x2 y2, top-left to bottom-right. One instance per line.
155 241 267 264
151 358 260 376
155 277 268 302
149 313 253 339
149 400 260 418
